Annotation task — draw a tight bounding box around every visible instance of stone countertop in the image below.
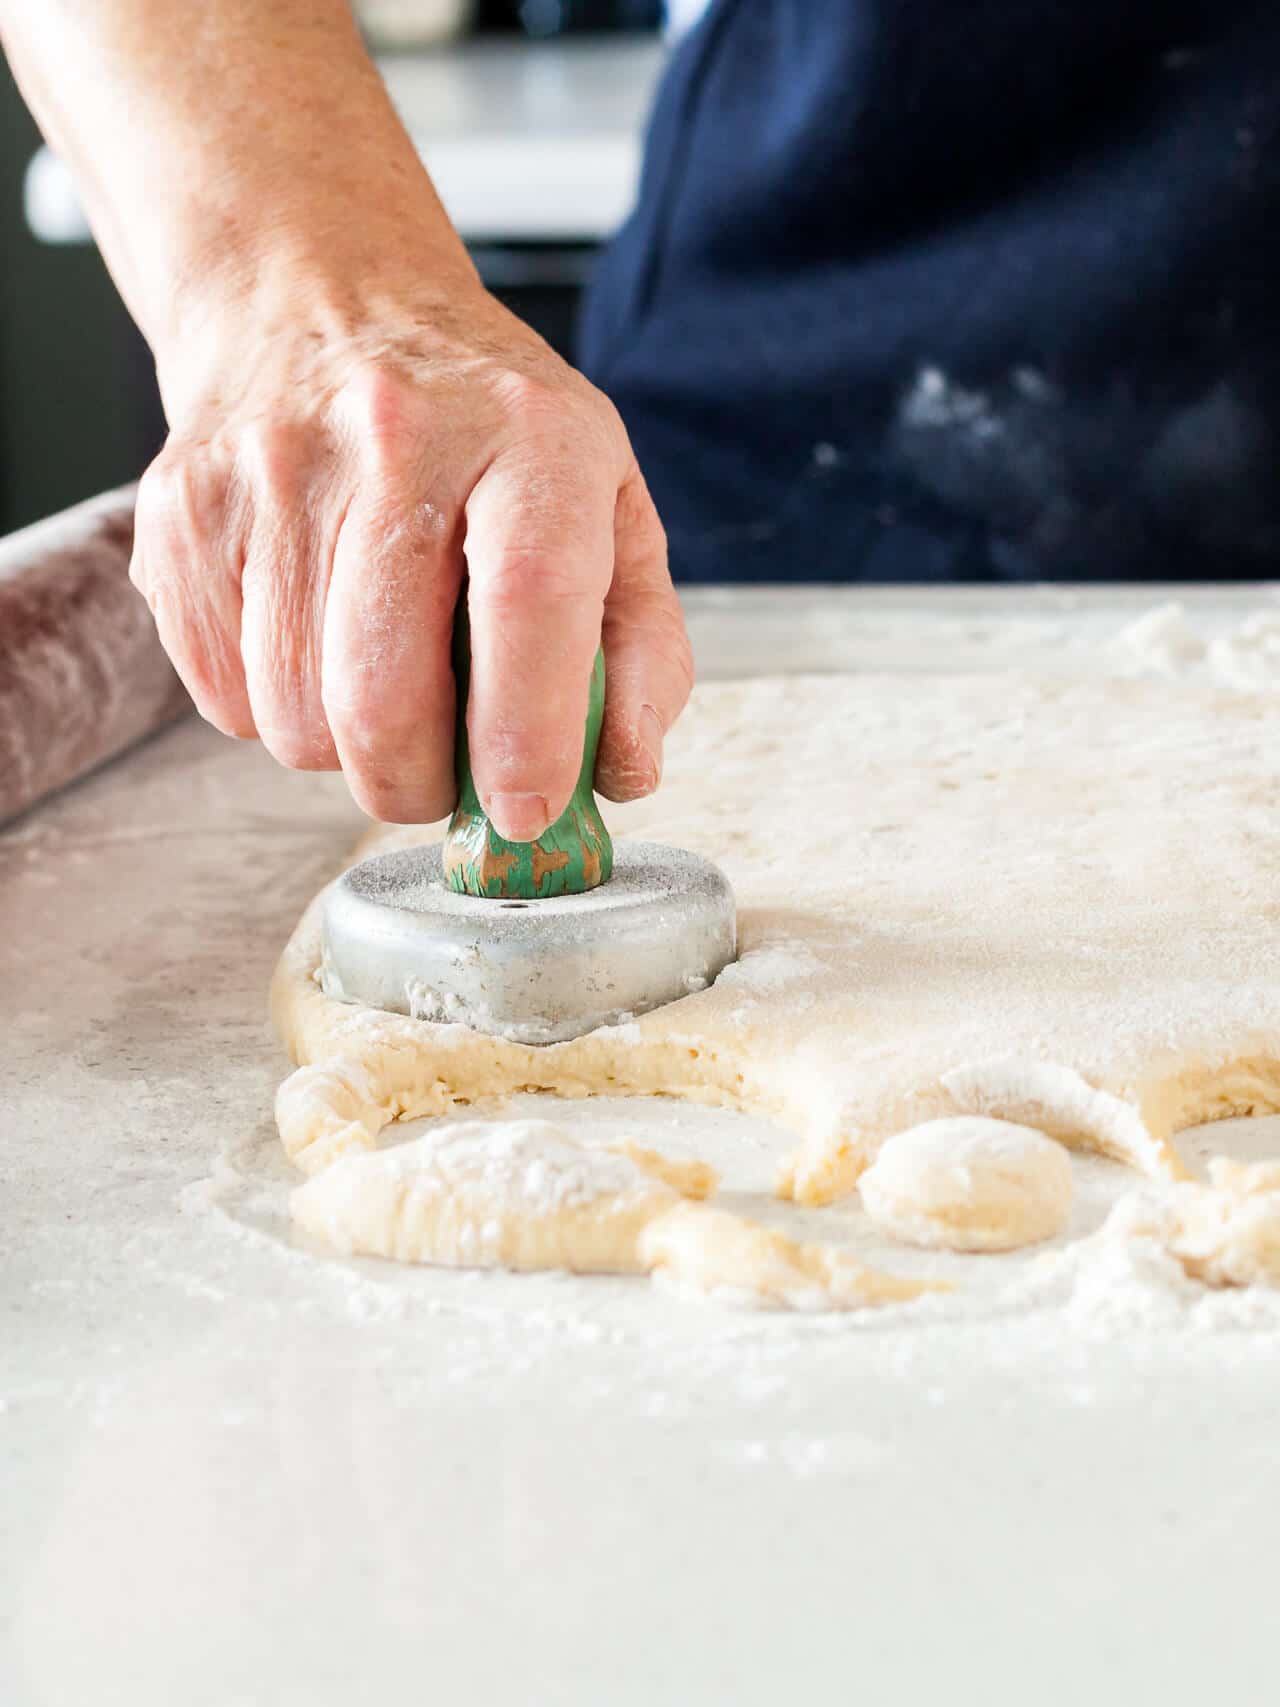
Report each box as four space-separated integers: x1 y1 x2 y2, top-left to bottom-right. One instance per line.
4 586 1279 1707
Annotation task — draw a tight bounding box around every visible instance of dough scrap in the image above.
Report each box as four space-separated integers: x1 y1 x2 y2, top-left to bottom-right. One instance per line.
291 1118 939 1311
1106 1158 1280 1290
273 670 1280 1301
292 1119 682 1276
858 1117 1073 1252
638 1202 939 1311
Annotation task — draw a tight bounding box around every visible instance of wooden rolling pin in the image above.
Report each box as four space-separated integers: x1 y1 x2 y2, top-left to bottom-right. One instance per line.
0 487 190 826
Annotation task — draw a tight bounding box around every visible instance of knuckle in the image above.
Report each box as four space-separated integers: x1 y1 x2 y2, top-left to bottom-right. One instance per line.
237 418 310 508
489 368 557 424
135 451 198 553
341 369 430 477
323 673 453 750
469 544 585 610
491 371 612 459
605 594 694 702
136 443 239 587
348 498 455 584
642 502 669 563
616 466 669 556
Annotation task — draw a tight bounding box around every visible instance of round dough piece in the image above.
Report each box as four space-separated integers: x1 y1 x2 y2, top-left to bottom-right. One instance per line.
858 1117 1072 1252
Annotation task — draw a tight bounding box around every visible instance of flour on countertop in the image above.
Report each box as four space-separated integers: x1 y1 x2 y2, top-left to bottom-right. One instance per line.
1208 612 1280 691
27 591 1280 1705
1108 602 1280 688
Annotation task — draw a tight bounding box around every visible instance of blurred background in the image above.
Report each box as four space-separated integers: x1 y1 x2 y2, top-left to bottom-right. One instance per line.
0 1 704 533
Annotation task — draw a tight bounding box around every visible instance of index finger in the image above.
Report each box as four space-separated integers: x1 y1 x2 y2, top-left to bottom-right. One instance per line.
462 443 616 841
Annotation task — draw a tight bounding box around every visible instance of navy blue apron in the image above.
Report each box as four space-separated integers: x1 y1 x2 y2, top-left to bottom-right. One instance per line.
578 0 1280 582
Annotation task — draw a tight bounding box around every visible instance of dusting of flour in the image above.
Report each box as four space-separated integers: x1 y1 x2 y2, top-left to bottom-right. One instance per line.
1108 602 1280 689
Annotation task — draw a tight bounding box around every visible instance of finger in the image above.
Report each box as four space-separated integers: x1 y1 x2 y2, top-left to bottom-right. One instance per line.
463 444 616 841
596 464 692 802
130 450 256 739
322 492 461 824
237 428 339 771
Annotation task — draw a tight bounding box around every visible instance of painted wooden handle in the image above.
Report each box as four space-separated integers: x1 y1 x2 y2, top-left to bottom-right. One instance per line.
442 603 614 899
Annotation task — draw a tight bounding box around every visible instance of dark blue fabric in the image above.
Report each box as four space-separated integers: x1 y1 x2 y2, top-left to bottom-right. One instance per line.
578 0 1280 582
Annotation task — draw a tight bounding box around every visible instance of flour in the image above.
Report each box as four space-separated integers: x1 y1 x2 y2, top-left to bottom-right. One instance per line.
1010 1226 1208 1333
713 943 824 993
1207 612 1280 690
1103 1159 1280 1289
1105 602 1207 676
1108 602 1280 689
366 1119 649 1211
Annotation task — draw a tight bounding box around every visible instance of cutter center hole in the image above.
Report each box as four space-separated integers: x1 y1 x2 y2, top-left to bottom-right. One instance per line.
500 901 530 909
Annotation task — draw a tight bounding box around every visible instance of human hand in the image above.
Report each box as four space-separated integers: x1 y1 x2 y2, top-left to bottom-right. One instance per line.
130 269 691 834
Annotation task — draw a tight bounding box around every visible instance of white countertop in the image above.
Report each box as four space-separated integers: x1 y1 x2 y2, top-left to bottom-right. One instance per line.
5 586 1280 1707
24 38 665 248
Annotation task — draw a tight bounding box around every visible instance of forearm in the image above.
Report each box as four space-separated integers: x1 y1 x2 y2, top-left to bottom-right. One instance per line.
1 0 687 829
0 0 476 365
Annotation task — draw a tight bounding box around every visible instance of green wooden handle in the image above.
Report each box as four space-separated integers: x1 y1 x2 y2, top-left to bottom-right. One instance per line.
442 604 614 900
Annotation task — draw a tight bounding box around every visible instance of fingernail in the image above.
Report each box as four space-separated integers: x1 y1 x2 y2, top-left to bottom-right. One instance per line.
487 791 550 842
638 705 664 786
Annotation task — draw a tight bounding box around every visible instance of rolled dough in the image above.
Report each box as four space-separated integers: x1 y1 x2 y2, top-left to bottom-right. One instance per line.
271 670 1280 1302
858 1117 1073 1252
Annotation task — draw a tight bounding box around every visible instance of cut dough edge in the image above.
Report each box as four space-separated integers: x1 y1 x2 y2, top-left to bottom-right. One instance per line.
270 886 949 1309
273 893 1215 1192
271 831 1280 1306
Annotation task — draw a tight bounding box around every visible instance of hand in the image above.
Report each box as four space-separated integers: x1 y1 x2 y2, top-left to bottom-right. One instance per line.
130 271 692 833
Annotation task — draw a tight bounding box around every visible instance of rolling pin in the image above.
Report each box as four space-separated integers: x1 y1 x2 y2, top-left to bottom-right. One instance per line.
0 487 190 826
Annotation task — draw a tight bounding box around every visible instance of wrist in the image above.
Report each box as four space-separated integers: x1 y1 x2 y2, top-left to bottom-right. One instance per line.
148 174 481 416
